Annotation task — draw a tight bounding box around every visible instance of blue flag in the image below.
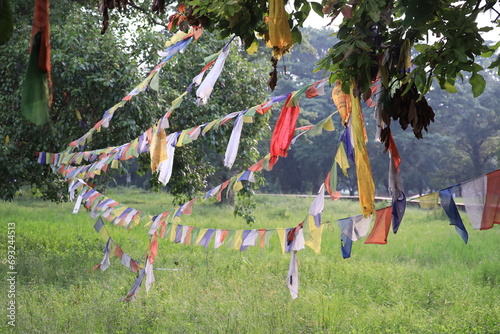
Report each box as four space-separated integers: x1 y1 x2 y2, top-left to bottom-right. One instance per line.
439 187 468 244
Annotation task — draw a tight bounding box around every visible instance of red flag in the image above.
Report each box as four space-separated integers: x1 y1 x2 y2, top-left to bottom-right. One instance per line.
481 169 500 230
269 94 300 169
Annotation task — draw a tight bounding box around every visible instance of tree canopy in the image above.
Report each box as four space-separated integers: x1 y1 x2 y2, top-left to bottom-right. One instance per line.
0 0 269 204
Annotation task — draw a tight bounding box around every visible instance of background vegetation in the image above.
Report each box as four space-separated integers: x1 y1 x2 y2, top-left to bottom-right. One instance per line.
1 190 499 333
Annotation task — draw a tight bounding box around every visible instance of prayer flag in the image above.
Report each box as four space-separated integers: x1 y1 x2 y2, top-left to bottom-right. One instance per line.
351 86 375 217
439 187 468 244
269 94 300 169
287 251 299 300
224 114 244 169
419 192 439 209
481 170 500 230
364 207 392 244
462 175 486 230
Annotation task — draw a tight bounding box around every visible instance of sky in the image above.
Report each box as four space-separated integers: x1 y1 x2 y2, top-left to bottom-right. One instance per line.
303 8 500 42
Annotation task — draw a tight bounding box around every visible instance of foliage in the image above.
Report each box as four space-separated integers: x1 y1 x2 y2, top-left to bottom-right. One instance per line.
0 1 150 201
0 0 269 209
176 0 499 139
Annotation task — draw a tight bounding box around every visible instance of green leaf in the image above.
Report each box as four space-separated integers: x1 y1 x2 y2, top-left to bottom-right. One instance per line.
310 2 324 17
291 27 302 44
470 72 485 97
413 44 430 53
481 41 500 57
443 81 457 93
245 37 259 55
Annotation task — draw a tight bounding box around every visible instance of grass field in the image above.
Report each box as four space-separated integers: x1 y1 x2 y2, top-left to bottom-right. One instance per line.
1 188 499 333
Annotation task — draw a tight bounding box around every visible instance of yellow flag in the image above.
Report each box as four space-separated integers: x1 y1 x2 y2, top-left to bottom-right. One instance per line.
332 81 351 125
267 0 293 58
350 85 375 217
276 228 286 254
335 144 350 177
233 230 243 251
304 215 323 254
419 192 439 209
149 127 167 172
196 229 207 245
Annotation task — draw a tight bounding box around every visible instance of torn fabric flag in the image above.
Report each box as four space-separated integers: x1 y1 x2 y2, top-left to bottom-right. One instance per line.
121 268 145 302
332 81 351 126
99 238 112 271
224 113 244 169
145 258 155 293
339 214 372 242
287 251 299 300
158 133 179 185
351 86 375 217
305 79 328 98
439 187 468 244
196 38 233 105
309 184 325 227
461 175 486 230
303 215 323 254
340 233 353 259
339 126 355 163
324 171 341 201
338 214 372 259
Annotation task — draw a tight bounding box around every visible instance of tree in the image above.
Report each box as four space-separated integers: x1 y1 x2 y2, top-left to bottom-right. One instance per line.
0 0 269 205
0 0 152 200
175 0 499 139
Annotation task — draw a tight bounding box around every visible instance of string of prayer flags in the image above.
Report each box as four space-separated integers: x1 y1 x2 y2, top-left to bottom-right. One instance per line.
364 206 392 244
269 94 300 169
64 32 196 150
287 251 299 300
439 186 468 244
196 37 234 105
93 219 141 272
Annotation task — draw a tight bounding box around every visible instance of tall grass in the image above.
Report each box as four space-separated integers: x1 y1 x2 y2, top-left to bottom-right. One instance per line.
1 189 499 333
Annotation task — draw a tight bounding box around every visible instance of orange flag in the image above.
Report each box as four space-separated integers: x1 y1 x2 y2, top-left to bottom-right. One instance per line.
364 207 392 244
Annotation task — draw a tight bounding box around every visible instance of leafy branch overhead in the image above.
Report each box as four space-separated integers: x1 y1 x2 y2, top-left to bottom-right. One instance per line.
163 0 499 138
